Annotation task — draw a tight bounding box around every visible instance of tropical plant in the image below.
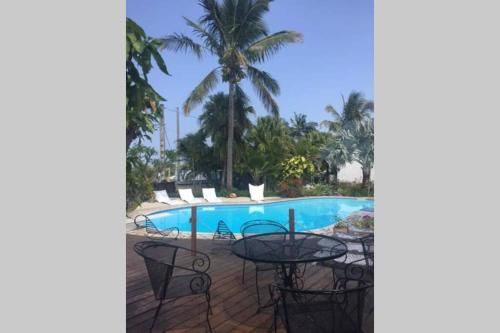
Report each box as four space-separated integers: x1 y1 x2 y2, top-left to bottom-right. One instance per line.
278 155 315 197
177 131 216 179
344 118 374 188
289 113 318 140
126 144 158 211
322 91 373 134
320 133 351 185
199 91 255 186
239 116 293 186
160 0 302 191
126 18 170 151
322 91 374 188
280 155 315 180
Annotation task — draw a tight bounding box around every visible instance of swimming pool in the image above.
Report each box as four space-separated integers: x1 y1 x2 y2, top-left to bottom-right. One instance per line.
147 197 374 233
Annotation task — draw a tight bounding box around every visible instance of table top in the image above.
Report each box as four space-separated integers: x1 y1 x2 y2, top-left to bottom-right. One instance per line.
231 232 347 264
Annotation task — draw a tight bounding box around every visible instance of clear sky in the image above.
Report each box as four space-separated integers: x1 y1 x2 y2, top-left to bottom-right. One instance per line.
127 0 373 151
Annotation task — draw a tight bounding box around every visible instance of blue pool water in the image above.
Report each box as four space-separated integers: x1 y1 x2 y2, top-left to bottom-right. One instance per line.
147 197 374 233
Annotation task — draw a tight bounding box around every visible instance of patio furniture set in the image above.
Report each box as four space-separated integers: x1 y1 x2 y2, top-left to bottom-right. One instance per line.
133 218 374 332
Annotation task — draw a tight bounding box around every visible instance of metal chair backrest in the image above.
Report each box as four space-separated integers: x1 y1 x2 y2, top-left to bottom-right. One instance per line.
278 281 372 333
133 241 179 300
240 219 288 236
213 220 236 240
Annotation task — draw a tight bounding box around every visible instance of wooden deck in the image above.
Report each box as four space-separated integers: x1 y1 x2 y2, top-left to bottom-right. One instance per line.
127 234 374 333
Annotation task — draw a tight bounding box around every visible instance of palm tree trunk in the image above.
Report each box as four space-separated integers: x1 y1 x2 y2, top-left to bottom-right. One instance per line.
226 82 236 192
332 167 338 186
362 166 371 188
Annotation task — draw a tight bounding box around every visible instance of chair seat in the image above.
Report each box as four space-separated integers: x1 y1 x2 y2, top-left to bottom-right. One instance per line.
162 272 211 299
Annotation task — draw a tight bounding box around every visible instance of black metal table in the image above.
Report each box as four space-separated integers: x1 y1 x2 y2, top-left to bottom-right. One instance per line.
231 232 347 288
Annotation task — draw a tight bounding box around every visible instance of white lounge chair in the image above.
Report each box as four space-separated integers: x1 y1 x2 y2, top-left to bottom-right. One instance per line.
249 183 265 202
178 188 205 204
153 190 184 205
202 188 223 203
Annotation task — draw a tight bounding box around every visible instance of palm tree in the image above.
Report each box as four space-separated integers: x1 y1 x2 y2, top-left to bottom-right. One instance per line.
160 0 302 191
290 113 318 139
322 91 373 133
199 90 255 186
344 119 374 188
320 133 350 186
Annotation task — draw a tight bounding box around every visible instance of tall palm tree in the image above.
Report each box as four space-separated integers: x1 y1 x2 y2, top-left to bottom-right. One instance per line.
199 90 255 186
322 91 373 133
289 112 318 139
320 133 350 186
160 0 302 191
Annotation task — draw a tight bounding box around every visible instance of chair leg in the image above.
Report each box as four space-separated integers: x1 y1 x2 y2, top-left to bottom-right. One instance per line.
255 269 262 307
205 292 213 333
241 260 246 284
150 299 164 333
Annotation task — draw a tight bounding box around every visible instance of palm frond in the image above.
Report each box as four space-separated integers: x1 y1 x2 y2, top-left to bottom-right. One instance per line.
249 73 279 117
245 30 303 63
183 68 220 114
159 33 203 58
183 16 222 56
246 65 280 95
325 105 340 119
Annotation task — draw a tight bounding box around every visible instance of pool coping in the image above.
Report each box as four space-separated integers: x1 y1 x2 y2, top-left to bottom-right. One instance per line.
125 195 374 233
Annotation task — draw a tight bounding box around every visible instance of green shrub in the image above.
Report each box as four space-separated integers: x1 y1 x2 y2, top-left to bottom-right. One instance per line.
302 183 332 196
335 181 374 197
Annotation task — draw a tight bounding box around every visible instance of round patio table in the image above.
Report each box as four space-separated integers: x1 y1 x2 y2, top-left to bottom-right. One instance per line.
231 232 347 288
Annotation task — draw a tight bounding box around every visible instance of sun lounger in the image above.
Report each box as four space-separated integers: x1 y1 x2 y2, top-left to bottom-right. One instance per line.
153 190 184 205
178 188 205 204
202 188 223 203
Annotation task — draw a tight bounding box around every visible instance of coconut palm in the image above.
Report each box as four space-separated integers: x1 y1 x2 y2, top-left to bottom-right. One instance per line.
289 112 318 139
322 91 374 133
199 90 255 186
160 0 302 191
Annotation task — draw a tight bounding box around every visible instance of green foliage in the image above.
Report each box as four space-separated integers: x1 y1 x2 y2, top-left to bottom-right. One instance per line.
126 144 158 211
290 113 318 139
335 182 374 197
126 18 169 150
239 116 293 186
280 155 315 180
177 132 217 178
302 183 332 196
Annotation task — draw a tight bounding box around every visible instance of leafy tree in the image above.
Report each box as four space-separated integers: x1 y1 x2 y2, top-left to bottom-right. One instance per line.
199 91 255 186
126 144 158 211
177 131 217 179
289 113 318 140
344 118 374 188
322 91 373 133
322 91 374 188
161 0 302 191
239 116 292 186
126 18 170 151
320 133 350 185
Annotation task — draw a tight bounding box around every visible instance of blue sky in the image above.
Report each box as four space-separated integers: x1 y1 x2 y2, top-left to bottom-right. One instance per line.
127 0 373 151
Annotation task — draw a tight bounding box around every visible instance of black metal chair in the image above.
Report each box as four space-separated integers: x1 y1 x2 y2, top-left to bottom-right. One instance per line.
240 220 288 307
133 241 213 332
321 232 374 286
271 278 373 333
134 214 180 241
